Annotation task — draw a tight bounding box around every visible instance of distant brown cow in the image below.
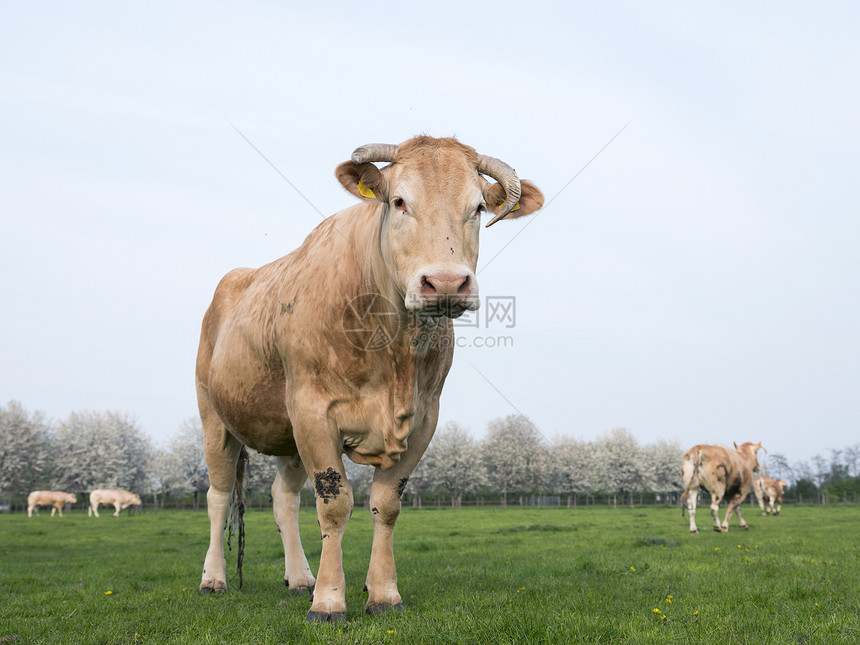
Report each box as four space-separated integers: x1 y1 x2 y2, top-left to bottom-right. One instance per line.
27 491 77 517
753 476 786 516
681 442 762 533
88 489 142 517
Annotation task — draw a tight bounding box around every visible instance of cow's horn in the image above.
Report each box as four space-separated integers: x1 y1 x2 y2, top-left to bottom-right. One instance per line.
478 154 522 227
351 143 399 165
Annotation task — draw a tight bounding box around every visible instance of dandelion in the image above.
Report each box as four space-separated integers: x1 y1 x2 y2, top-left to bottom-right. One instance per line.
714 547 720 551
666 598 673 604
693 610 699 617
630 566 636 572
652 608 661 614
660 615 667 621
105 590 113 595
410 595 415 599
516 587 525 593
387 630 396 634
737 545 742 549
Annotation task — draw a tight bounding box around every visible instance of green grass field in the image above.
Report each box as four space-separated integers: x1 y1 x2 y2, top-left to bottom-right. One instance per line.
1 504 858 644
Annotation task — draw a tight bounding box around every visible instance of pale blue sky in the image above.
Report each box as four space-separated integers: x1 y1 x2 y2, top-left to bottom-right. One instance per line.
2 2 858 466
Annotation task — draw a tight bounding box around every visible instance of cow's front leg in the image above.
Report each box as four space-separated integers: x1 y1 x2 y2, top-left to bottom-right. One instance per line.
364 414 436 616
302 453 352 623
724 495 748 531
272 454 315 594
365 473 406 615
112 503 121 517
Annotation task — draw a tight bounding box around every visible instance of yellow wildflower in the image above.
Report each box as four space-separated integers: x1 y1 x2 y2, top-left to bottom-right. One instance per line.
652 608 661 614
105 590 113 595
387 629 396 634
693 610 699 617
630 566 636 572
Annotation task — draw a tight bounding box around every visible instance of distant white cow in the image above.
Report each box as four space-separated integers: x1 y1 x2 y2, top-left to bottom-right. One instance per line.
27 491 77 517
88 489 142 517
753 476 787 516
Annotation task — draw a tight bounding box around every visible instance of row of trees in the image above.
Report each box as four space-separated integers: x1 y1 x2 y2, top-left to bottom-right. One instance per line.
2 400 859 508
346 420 683 508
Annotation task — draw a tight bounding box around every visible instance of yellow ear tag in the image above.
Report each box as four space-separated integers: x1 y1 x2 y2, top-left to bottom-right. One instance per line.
499 202 520 213
357 181 376 199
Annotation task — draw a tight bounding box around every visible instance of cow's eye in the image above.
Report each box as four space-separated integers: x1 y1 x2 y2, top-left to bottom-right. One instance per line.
473 204 485 219
393 197 404 209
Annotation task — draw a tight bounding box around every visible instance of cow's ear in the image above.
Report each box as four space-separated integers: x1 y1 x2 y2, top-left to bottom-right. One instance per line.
482 179 545 220
336 161 389 203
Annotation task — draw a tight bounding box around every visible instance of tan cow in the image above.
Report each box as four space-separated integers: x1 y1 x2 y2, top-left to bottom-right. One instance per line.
27 491 77 517
753 476 786 516
196 136 543 622
681 442 762 533
88 489 142 517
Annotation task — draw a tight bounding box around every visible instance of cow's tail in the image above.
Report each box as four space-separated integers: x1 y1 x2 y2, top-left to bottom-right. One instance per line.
227 445 249 589
680 450 701 517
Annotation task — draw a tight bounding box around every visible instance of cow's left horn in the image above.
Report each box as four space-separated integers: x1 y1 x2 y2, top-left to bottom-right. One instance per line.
351 144 399 165
478 154 522 227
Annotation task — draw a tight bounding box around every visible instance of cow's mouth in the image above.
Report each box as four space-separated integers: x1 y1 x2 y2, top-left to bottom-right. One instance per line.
406 293 479 318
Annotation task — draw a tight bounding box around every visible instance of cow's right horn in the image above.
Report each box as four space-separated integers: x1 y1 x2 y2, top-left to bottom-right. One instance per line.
351 144 399 165
477 154 522 227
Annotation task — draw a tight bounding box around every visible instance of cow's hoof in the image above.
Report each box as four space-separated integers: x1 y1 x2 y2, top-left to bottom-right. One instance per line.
740 525 749 530
366 602 404 616
289 585 313 596
690 529 699 534
306 610 347 624
199 586 226 596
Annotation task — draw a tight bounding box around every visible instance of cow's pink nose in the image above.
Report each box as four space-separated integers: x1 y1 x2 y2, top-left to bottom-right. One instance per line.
420 272 472 298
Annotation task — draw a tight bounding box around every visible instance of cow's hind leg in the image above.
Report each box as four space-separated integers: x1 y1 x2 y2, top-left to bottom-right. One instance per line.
272 455 315 595
199 421 243 595
685 490 699 533
710 493 724 532
112 503 121 517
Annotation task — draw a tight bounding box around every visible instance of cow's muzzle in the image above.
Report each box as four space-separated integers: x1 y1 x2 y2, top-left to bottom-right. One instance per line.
405 269 479 318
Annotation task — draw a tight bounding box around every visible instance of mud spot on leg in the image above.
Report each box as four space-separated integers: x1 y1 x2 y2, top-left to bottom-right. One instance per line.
396 477 409 498
314 468 342 505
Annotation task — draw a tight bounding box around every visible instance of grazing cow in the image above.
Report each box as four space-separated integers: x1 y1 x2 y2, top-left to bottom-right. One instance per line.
681 442 763 533
753 476 786 516
88 489 142 517
27 491 77 517
196 136 543 622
